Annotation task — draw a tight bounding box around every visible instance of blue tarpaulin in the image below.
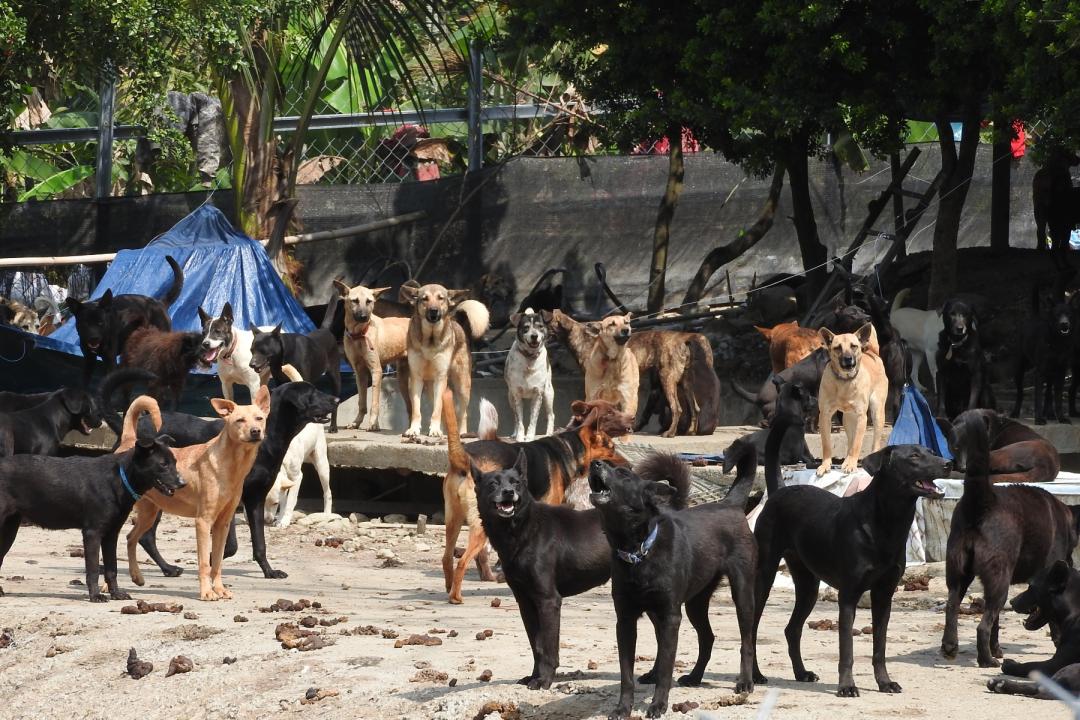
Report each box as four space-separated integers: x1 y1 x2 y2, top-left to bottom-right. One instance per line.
888 384 953 460
45 204 315 356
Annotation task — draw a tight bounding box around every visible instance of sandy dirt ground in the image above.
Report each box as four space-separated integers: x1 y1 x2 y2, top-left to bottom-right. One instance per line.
0 513 1069 720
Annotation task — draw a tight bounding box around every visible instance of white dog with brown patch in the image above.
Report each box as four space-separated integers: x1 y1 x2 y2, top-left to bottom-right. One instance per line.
584 313 639 417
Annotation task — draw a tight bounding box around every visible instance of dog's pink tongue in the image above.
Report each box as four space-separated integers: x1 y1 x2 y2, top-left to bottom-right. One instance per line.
203 348 219 363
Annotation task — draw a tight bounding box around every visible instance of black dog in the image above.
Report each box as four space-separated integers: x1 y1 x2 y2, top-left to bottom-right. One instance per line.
726 379 816 467
986 561 1080 695
941 414 1079 667
0 424 182 601
133 382 338 579
1012 287 1077 424
67 255 184 385
0 387 101 456
753 410 950 696
589 450 757 719
865 291 911 422
100 369 221 446
249 325 341 432
732 347 827 427
936 297 992 419
473 450 612 690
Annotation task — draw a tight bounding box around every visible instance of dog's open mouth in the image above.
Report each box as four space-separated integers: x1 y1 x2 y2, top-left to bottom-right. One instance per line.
80 418 96 435
312 413 331 424
494 500 516 518
588 466 612 505
1022 606 1045 631
250 360 268 373
157 481 182 497
86 340 101 351
202 347 220 364
913 478 944 498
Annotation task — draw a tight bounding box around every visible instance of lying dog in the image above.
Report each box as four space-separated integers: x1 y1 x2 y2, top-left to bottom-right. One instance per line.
948 408 1060 483
119 388 269 600
250 325 341 432
1012 288 1076 424
817 324 887 475
941 414 1079 667
890 288 941 392
0 387 101 456
442 391 622 604
472 449 612 689
589 449 758 718
0 297 39 333
755 321 823 373
332 280 409 430
584 314 639 417
264 421 331 527
0 423 182 602
67 255 183 385
987 561 1080 695
122 326 207 407
401 283 489 437
936 297 992 418
505 308 555 442
629 329 714 436
754 430 949 695
198 303 269 402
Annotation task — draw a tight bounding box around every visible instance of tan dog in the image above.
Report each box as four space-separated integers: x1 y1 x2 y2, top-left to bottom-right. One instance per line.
816 323 888 476
332 280 410 430
583 314 639 417
755 321 824 373
628 329 713 437
401 283 489 437
117 387 270 600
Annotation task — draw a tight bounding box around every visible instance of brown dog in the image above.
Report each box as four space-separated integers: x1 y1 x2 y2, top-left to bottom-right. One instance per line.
333 280 410 430
118 388 270 600
401 283 489 437
441 391 624 603
583 314 639 417
628 329 713 437
817 323 888 476
755 321 824 373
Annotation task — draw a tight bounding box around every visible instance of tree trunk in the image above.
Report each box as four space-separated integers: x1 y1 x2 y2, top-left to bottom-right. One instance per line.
786 134 829 296
990 116 1011 252
682 164 785 306
647 123 685 314
928 113 981 307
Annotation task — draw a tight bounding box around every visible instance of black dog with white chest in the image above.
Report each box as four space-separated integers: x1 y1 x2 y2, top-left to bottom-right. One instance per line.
753 397 950 696
936 297 992 419
0 424 182 601
589 449 758 719
249 324 341 432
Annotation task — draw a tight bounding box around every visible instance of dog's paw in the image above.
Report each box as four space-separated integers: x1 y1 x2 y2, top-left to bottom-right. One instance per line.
131 571 146 587
978 656 1001 669
836 684 860 698
645 700 666 719
987 678 1007 693
161 565 184 578
677 673 702 687
447 595 463 605
1001 659 1021 676
346 422 360 431
517 675 536 686
638 669 657 685
265 569 288 580
816 464 830 477
426 428 445 439
795 671 819 683
527 677 551 690
326 425 338 434
992 644 1004 659
216 587 233 600
840 459 859 474
753 671 769 685
402 426 421 439
110 590 132 601
735 679 755 694
608 706 631 720
940 641 958 660
878 681 902 693
88 593 108 603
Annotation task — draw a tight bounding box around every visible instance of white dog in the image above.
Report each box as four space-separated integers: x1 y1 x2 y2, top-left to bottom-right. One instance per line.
197 303 271 401
889 288 941 392
504 308 555 442
264 422 332 527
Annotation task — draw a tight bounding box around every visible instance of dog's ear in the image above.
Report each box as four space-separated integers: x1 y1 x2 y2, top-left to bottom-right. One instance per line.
861 446 893 476
58 388 83 415
647 481 678 505
1048 560 1072 594
332 279 350 299
156 433 176 447
856 322 873 348
513 449 528 482
254 384 271 413
98 289 113 308
448 288 471 307
221 302 233 323
584 322 601 338
248 323 261 335
198 306 211 325
371 286 391 299
540 309 554 325
271 323 282 336
65 297 83 316
754 325 772 340
509 312 522 327
135 433 155 449
819 327 835 345
623 312 633 323
210 398 238 417
399 283 420 305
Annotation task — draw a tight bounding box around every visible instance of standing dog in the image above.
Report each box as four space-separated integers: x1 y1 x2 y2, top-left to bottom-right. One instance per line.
588 449 758 719
249 325 341 432
936 297 992 418
264 422 332 527
332 280 410 430
67 255 184 385
0 387 101 456
122 326 207 407
754 433 950 696
198 303 268 402
941 414 1079 667
629 329 714 437
755 321 824 373
1012 288 1076 424
816 323 887 475
890 288 941 393
119 388 269 600
584 314 639 418
505 308 555 442
400 283 489 437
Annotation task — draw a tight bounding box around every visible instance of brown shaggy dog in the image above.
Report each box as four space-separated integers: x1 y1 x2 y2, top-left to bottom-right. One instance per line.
756 321 824 373
122 327 207 407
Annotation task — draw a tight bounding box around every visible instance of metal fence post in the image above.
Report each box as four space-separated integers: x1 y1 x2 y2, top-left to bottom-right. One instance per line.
466 40 483 172
95 67 116 199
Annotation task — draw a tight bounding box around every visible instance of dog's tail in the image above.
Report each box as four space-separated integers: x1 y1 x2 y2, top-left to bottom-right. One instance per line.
691 333 714 369
99 368 158 434
477 398 499 441
162 255 184 308
118 395 162 449
957 411 993 520
730 380 759 404
633 452 691 511
720 439 757 511
454 299 490 340
890 287 911 315
280 363 303 382
442 389 470 476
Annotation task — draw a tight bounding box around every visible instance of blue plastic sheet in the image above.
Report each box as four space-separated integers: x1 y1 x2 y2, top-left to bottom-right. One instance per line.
887 384 953 460
46 205 315 357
